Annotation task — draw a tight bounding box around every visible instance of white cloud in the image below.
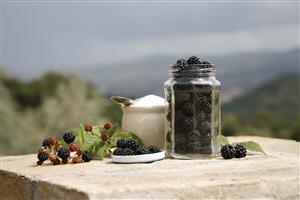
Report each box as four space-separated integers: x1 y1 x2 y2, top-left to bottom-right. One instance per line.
87 24 299 65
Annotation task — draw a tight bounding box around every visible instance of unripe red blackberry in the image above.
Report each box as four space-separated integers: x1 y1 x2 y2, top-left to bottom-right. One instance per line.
101 133 109 142
104 122 113 130
48 136 57 146
84 124 93 132
69 143 77 152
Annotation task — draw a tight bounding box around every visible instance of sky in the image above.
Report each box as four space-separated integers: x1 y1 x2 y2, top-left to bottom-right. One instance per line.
2 1 299 77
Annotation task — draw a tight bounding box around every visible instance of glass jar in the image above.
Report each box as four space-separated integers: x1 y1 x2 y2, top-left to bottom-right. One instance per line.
164 58 221 159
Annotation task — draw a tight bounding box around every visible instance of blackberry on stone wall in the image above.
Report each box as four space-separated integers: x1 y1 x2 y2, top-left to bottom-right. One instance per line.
58 147 70 160
234 144 247 158
221 144 235 159
37 152 49 162
82 150 93 162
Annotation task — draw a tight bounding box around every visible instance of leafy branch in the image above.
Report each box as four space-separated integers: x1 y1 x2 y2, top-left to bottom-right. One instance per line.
217 134 266 155
70 123 142 160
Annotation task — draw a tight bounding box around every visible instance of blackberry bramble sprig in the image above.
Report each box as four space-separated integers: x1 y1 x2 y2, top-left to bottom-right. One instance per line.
36 121 142 165
218 135 266 160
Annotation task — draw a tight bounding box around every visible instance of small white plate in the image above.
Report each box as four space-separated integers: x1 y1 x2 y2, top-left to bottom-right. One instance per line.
111 151 166 163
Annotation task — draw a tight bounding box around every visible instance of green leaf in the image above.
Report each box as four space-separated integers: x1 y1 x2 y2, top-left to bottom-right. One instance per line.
98 141 112 160
111 130 143 146
79 124 85 147
217 134 229 146
107 123 120 137
69 127 83 148
84 134 100 151
94 141 105 154
234 141 267 155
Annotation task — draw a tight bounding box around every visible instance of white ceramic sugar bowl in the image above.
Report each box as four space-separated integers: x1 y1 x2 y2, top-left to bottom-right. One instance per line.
112 95 166 149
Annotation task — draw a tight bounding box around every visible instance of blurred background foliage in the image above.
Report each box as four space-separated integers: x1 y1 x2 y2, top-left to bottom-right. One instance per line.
1 72 121 155
1 71 299 155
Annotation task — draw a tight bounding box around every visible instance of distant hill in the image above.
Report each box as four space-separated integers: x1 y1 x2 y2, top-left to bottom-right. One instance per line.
223 74 300 119
81 48 299 101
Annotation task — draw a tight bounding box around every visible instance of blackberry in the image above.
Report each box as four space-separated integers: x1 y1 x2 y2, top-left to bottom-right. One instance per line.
201 61 212 68
221 144 235 159
126 139 140 151
182 102 193 116
82 150 93 162
42 138 50 148
183 117 196 132
175 111 185 123
175 59 186 67
187 56 201 65
123 148 134 155
187 130 201 141
174 142 187 154
234 144 247 158
148 146 161 153
116 139 127 148
58 147 70 160
63 132 75 144
37 152 49 162
174 90 191 105
113 148 125 156
135 146 151 155
188 142 202 153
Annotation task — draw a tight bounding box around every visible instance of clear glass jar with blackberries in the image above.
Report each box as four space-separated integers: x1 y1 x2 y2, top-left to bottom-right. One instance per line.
164 56 221 159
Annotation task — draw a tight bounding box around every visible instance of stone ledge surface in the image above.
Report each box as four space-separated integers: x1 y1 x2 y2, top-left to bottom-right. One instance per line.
0 136 299 200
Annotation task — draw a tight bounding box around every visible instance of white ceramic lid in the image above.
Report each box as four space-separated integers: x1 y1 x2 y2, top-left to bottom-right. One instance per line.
111 151 165 163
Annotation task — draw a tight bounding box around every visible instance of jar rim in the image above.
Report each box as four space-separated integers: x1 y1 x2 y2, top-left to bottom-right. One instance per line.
169 65 216 77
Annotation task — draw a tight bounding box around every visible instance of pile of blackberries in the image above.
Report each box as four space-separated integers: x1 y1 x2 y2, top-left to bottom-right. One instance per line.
113 139 161 156
173 56 213 71
221 144 247 159
37 131 92 165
